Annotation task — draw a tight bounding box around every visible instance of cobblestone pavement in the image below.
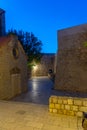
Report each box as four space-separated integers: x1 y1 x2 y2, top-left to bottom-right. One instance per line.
11 77 87 105
0 101 83 130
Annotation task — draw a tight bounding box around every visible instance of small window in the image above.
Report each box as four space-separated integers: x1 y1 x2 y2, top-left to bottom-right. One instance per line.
13 47 19 59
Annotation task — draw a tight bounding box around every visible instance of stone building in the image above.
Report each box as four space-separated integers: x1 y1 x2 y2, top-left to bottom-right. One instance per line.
32 53 55 76
0 35 28 99
0 8 5 36
55 24 87 92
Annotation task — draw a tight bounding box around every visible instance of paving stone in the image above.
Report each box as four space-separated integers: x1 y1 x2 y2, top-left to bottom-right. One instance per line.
0 101 82 130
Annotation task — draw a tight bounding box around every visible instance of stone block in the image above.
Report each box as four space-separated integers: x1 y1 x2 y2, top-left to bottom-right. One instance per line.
53 109 57 113
74 99 82 106
63 110 67 115
61 104 65 109
49 108 53 113
63 99 68 104
69 111 75 116
77 111 83 117
51 96 57 98
68 98 73 105
83 100 87 107
49 97 53 103
72 105 79 111
58 99 62 104
53 97 58 104
55 104 61 109
65 105 71 110
74 112 77 116
49 103 55 109
79 106 87 112
58 109 63 114
66 110 71 116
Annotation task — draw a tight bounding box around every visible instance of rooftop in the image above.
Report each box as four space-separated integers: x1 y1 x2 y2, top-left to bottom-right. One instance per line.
0 8 5 15
58 23 87 37
0 36 11 47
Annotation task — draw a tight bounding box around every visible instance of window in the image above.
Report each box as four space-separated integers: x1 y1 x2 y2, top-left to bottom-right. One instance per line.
13 47 19 59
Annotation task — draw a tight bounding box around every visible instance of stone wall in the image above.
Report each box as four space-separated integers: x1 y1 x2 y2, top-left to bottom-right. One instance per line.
32 53 55 76
0 35 28 99
49 96 87 117
55 24 87 92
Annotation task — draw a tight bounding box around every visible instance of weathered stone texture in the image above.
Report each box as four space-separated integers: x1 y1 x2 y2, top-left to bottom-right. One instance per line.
32 53 55 76
0 35 28 99
55 24 87 92
49 96 87 117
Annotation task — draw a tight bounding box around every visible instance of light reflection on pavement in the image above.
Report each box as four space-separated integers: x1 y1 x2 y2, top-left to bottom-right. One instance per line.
11 76 87 105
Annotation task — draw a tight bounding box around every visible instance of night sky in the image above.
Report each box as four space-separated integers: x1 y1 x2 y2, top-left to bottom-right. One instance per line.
1 0 87 53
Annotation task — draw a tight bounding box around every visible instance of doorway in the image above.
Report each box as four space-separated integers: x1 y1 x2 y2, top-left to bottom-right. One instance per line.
11 74 21 97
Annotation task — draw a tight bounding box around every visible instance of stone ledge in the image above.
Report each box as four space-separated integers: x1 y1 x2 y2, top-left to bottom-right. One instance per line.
49 96 87 117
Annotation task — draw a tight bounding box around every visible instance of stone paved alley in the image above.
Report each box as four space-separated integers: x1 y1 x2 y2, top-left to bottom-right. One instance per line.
0 77 87 130
0 101 83 130
11 77 87 105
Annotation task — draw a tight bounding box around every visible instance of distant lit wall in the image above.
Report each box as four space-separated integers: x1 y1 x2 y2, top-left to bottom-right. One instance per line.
32 53 55 76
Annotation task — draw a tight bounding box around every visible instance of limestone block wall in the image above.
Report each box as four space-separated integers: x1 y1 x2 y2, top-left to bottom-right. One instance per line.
0 35 28 100
55 24 87 92
49 96 87 117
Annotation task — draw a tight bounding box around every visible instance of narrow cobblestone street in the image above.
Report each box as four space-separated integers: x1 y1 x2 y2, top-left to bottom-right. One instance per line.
11 76 87 105
11 76 53 104
0 77 86 130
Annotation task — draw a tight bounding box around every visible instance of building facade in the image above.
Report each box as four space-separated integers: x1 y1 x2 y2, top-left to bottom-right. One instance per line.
0 35 28 99
55 24 87 92
0 8 5 37
32 53 55 76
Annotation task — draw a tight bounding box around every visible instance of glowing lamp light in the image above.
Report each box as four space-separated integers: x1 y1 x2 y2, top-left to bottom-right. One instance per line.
33 65 38 71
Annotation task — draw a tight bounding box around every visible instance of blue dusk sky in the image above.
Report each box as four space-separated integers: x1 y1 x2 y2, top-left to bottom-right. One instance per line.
0 0 87 53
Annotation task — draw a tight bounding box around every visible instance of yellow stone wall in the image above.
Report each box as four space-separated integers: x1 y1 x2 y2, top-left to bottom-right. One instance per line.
49 96 87 117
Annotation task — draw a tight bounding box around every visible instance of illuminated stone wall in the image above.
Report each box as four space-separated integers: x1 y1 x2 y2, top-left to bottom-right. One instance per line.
49 96 87 117
0 35 28 99
55 24 87 92
32 53 55 76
